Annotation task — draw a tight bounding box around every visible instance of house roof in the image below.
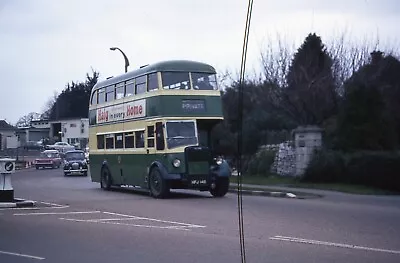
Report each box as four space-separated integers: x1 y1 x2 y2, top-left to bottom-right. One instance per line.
0 120 17 131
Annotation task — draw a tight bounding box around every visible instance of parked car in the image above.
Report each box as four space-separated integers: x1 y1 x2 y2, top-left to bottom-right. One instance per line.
24 141 43 151
35 150 62 169
45 142 75 153
63 150 88 176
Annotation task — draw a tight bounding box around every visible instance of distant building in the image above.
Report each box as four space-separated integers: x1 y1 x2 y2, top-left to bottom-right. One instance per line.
16 118 51 146
49 118 89 148
0 119 18 150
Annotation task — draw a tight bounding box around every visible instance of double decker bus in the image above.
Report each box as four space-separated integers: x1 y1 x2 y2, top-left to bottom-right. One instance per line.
88 60 232 198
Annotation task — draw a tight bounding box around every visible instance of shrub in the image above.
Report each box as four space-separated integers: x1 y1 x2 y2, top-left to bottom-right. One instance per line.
246 149 276 176
302 149 346 183
302 150 400 192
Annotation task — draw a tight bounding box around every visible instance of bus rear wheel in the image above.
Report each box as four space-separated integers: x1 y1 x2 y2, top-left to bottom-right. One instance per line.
210 177 229 197
149 167 169 198
100 167 112 190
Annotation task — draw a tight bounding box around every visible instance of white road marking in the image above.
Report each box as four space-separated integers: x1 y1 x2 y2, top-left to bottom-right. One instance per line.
0 250 45 260
63 217 139 222
14 211 101 216
0 206 69 211
39 201 69 207
270 235 400 255
58 218 192 231
102 211 206 228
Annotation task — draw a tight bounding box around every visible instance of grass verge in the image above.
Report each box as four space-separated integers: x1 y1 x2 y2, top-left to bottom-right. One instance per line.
230 175 399 195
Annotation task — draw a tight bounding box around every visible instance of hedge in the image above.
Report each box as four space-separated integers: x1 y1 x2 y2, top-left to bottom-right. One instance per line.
302 150 400 192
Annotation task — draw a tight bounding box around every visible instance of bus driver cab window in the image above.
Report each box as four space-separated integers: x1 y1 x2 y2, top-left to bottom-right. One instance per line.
155 122 165 150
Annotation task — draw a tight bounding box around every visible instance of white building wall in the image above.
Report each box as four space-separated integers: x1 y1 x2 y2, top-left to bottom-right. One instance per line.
60 119 89 146
31 121 50 129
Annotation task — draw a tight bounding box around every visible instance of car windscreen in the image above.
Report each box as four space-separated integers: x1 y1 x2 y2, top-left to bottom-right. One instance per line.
65 152 85 160
40 152 58 158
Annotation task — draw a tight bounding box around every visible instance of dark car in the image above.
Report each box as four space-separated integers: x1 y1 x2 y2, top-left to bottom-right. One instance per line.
35 150 62 169
63 150 88 176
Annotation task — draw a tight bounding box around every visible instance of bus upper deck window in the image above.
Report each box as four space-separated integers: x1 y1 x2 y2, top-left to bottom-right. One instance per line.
191 73 218 90
161 72 190 90
91 91 98 105
126 80 134 97
98 89 106 103
147 73 159 91
136 76 146 94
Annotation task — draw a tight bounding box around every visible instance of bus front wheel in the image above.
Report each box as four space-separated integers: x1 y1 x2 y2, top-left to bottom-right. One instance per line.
100 167 112 190
210 177 229 197
149 167 169 198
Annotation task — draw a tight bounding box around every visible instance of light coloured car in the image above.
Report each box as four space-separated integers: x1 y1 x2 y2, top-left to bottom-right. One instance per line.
45 142 75 153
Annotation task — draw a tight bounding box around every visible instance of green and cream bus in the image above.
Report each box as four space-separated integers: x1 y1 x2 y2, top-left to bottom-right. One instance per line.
88 60 232 198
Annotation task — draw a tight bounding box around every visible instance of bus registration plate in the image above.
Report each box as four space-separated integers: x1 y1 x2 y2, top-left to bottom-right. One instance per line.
191 179 207 185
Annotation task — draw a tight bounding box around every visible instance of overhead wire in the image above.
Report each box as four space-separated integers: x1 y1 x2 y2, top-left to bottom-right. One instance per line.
237 0 254 262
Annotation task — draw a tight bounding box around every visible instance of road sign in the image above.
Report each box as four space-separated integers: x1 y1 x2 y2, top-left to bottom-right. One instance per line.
5 161 14 172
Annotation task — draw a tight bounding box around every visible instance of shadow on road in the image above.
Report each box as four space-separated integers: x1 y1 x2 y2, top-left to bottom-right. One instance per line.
97 186 213 199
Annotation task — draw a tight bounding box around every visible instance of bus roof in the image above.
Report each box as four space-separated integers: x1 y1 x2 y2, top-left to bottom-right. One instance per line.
93 60 216 91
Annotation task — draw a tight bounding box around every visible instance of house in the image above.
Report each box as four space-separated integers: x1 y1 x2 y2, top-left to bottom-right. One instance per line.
0 119 18 150
16 119 51 146
49 118 89 148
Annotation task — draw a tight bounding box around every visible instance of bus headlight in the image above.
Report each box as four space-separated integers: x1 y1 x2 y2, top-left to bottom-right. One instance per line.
172 158 181 168
215 156 223 165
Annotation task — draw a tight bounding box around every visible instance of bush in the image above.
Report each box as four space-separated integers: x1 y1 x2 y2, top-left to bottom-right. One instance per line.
302 150 400 192
246 149 276 176
302 149 346 183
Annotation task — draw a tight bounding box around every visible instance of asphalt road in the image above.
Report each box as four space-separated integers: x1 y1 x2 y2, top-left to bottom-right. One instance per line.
1 168 400 263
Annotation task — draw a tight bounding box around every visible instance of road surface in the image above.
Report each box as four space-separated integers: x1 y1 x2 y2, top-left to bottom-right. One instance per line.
1 168 399 262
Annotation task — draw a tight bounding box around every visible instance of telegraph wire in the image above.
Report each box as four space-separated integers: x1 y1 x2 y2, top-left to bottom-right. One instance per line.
237 0 254 262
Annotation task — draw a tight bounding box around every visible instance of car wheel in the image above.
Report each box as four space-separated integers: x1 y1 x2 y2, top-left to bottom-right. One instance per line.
149 167 169 198
100 167 112 190
210 177 229 197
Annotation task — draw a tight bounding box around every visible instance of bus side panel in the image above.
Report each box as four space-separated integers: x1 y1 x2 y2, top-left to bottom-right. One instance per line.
89 154 102 183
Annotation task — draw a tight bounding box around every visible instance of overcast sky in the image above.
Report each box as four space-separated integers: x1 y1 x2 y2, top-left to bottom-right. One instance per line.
1 0 399 124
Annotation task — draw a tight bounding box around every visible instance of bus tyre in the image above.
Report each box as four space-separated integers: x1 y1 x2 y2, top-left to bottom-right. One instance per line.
210 177 229 197
100 167 112 190
149 167 169 199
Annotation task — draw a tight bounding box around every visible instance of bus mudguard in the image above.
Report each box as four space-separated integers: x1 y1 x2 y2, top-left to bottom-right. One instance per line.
149 161 181 180
211 159 231 177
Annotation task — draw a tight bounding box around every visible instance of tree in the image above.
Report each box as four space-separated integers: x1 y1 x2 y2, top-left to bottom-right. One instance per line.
41 91 58 119
279 33 338 125
341 50 400 148
49 70 99 120
334 83 397 151
16 112 41 127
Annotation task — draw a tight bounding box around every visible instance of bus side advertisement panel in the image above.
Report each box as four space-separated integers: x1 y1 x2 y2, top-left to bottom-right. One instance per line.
96 99 146 124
